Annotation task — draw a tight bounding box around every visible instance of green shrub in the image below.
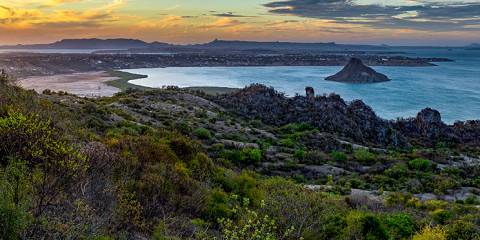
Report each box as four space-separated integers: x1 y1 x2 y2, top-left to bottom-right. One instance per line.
220 148 262 165
446 220 479 240
278 123 313 134
385 163 408 179
293 149 305 160
343 211 390 240
279 138 295 148
219 150 244 163
0 207 28 240
188 153 215 181
260 178 348 239
353 149 377 163
217 170 262 206
193 127 213 140
174 121 192 134
169 135 200 160
204 188 233 220
412 225 447 240
464 195 479 205
408 158 431 171
384 213 416 239
219 201 294 240
242 148 262 164
331 151 348 162
431 209 452 224
0 159 32 240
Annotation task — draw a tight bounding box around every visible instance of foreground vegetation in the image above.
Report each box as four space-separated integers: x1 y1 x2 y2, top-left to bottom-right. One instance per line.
0 71 479 239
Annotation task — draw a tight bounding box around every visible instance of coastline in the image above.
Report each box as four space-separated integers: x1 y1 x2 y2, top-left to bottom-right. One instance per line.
104 70 151 91
19 71 121 97
18 70 240 97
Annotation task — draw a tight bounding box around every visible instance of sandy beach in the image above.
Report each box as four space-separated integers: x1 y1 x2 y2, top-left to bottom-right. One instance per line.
19 71 121 97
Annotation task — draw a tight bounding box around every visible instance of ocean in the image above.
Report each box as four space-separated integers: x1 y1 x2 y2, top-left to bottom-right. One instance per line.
123 48 480 123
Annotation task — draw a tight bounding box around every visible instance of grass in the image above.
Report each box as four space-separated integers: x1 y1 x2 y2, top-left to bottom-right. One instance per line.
105 70 151 91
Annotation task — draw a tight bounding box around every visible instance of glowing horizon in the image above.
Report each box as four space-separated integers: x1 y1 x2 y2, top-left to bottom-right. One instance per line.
0 0 479 46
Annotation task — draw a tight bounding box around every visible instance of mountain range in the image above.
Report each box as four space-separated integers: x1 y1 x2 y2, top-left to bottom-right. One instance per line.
0 38 170 50
0 38 388 51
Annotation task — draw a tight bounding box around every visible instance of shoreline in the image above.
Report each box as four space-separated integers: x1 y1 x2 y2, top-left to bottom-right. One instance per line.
18 70 240 97
1 52 451 78
19 71 122 97
104 70 151 91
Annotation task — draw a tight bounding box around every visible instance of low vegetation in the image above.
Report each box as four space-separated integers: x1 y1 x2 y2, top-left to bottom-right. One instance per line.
0 73 479 239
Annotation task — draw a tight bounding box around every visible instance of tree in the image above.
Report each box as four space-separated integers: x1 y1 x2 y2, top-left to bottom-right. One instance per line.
0 111 86 217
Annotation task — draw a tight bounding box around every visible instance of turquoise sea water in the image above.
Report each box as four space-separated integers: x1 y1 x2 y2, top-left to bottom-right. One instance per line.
126 48 480 123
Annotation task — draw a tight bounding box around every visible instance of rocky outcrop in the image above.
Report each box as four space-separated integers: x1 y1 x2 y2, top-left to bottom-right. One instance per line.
452 120 480 146
213 84 403 147
326 58 390 83
305 86 315 100
212 84 480 148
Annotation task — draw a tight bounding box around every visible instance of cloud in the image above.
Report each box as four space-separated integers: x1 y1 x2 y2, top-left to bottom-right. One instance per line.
211 12 256 18
0 0 124 29
203 18 245 28
264 0 480 31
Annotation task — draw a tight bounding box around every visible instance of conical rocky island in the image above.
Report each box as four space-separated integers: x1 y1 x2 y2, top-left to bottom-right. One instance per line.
326 57 390 83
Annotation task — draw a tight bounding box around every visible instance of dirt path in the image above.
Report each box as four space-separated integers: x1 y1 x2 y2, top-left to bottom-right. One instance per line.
19 71 120 97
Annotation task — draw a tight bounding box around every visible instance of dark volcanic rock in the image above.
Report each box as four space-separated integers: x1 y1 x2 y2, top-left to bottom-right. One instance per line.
306 87 315 99
213 84 403 147
326 58 390 83
212 84 480 148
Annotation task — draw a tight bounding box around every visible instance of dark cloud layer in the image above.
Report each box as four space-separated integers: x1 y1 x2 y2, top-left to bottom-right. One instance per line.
264 0 480 31
211 12 256 18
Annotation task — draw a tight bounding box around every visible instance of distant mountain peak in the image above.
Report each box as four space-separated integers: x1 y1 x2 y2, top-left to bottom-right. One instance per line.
0 38 169 50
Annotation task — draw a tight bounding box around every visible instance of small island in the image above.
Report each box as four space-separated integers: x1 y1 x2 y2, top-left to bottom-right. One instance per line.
326 57 390 83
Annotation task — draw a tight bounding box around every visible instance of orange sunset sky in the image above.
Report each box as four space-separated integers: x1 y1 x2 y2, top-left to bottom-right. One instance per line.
0 0 479 46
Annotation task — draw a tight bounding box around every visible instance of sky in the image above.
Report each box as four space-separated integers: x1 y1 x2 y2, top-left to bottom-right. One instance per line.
0 0 479 46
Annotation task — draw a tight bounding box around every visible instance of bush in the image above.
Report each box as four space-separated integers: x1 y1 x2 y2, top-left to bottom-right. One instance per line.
0 159 32 240
408 158 431 172
220 148 262 165
174 121 192 135
331 151 348 162
193 127 213 140
343 211 390 240
431 209 452 224
242 148 262 165
260 178 348 239
353 149 377 163
188 153 215 181
219 150 244 163
204 188 233 220
384 213 416 239
446 220 479 240
278 123 313 134
464 195 479 205
386 163 408 176
217 170 262 206
412 225 447 240
293 149 305 160
279 138 295 148
219 201 295 240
